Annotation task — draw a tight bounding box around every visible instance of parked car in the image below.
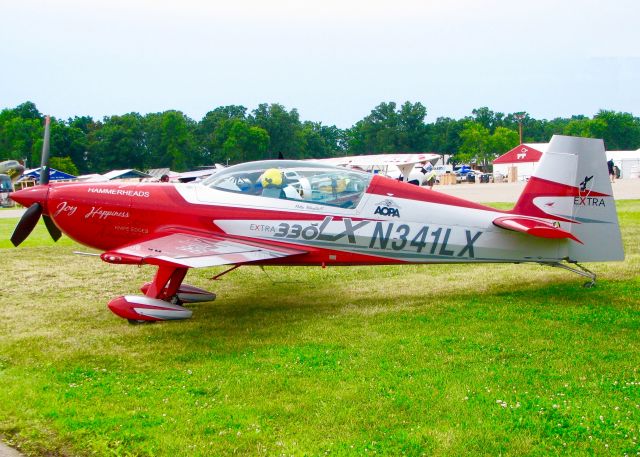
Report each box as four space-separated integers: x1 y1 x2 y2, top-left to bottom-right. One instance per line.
466 171 490 183
453 165 472 182
0 174 14 207
492 171 506 183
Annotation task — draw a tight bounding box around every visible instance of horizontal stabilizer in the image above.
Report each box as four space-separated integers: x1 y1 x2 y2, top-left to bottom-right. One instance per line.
493 216 582 244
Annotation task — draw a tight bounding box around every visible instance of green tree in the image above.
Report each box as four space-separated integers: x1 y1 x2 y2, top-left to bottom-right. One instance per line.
489 126 519 165
88 113 145 172
457 123 518 168
297 122 345 159
346 101 429 154
50 120 88 173
3 100 639 174
593 110 640 150
199 107 246 147
50 156 79 176
197 106 251 164
541 117 574 141
457 121 491 165
355 101 401 153
563 118 607 139
425 117 466 155
398 101 429 151
144 111 198 171
322 124 348 156
222 120 269 163
251 103 302 159
472 107 505 133
11 101 42 121
68 115 96 134
0 116 43 166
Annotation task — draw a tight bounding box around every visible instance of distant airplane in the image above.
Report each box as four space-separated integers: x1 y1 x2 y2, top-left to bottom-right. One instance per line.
315 153 440 183
9 117 624 323
0 160 25 181
0 160 25 207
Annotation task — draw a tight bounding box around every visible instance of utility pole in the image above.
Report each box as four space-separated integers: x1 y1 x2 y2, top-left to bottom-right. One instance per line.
514 112 525 144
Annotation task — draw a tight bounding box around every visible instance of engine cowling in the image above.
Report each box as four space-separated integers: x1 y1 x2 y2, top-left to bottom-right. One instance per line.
108 295 193 321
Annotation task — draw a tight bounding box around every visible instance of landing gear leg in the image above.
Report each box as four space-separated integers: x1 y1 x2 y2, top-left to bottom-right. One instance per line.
145 265 189 301
548 261 597 287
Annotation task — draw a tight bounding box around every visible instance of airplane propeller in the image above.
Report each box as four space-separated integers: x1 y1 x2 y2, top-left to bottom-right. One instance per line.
10 116 62 246
43 214 62 241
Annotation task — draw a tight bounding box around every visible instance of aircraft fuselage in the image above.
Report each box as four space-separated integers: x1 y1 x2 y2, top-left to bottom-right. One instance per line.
35 177 565 266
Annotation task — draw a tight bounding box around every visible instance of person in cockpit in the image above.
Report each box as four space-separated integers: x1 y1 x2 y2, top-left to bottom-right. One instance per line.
260 168 302 200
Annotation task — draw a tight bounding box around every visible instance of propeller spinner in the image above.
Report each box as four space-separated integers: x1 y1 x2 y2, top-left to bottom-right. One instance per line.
10 116 62 246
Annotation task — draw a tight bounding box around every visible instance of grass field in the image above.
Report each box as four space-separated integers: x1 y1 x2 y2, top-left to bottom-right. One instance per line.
1 201 639 456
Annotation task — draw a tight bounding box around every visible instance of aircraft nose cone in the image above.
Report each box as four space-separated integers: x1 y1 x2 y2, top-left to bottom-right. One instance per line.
10 185 49 212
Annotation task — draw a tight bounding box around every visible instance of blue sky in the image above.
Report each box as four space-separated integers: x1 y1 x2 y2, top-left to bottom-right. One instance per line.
1 0 638 127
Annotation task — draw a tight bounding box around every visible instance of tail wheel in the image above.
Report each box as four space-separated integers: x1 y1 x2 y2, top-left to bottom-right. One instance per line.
128 319 154 325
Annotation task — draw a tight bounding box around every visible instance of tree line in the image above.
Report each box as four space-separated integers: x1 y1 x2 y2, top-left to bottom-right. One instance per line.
1 101 639 175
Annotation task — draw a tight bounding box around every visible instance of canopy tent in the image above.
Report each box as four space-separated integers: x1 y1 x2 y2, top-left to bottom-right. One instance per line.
81 169 152 182
19 167 76 182
606 149 640 179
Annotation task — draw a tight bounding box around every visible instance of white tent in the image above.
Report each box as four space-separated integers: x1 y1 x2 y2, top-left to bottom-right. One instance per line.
606 149 640 179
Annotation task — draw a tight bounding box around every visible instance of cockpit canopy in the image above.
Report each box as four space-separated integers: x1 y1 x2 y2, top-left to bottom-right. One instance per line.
201 160 373 208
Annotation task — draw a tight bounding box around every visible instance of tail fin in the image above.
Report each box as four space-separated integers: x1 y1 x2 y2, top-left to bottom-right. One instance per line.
512 135 624 262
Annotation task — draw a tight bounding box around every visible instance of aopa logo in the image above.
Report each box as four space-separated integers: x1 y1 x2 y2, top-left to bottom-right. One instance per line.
374 199 400 217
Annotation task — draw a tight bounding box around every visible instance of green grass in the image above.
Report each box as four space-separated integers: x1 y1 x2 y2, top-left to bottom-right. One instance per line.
1 202 639 456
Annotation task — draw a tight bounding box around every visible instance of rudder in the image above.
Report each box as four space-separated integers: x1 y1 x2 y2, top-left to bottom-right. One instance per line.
512 135 624 262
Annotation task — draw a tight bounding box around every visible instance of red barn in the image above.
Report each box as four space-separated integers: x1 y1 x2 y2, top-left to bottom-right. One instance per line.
493 143 548 180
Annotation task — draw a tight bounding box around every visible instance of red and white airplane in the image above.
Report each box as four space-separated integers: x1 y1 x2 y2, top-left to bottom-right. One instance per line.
10 117 624 323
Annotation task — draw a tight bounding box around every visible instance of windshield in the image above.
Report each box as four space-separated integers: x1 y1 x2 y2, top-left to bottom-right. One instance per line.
201 160 373 208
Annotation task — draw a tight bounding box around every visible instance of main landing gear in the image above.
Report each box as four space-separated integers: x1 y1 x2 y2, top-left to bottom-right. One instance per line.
107 265 216 323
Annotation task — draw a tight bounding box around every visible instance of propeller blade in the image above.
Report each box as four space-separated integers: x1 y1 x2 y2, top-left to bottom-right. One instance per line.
39 116 51 185
43 215 62 242
10 203 42 246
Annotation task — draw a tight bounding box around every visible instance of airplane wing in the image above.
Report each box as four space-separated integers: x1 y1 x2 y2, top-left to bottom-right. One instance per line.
101 231 307 268
312 153 441 183
314 153 441 169
493 216 582 243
